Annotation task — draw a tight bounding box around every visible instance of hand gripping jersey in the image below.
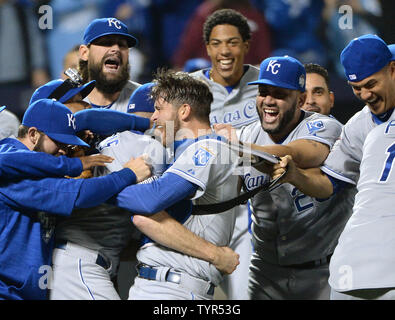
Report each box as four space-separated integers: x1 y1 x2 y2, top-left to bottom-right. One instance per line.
329 119 395 292
238 111 356 265
136 136 241 286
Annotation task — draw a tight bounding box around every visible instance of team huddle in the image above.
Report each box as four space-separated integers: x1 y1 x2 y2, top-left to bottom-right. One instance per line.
1 9 395 301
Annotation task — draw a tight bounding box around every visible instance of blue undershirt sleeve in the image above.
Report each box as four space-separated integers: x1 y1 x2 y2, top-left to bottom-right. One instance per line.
74 109 150 135
75 168 137 208
112 172 198 215
0 151 82 179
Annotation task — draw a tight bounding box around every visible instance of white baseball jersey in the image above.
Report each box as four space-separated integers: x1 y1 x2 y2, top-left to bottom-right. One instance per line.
135 136 241 286
55 131 167 277
191 65 260 128
321 105 380 185
239 111 355 265
0 109 20 140
329 118 395 292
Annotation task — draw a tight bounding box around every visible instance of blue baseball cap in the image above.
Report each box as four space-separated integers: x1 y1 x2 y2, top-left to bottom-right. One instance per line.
340 34 392 82
127 82 155 113
248 56 306 92
30 79 96 105
183 58 211 73
389 44 395 61
0 106 5 113
22 99 89 147
83 17 138 48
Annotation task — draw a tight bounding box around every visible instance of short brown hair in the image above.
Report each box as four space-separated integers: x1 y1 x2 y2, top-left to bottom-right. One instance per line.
151 69 213 123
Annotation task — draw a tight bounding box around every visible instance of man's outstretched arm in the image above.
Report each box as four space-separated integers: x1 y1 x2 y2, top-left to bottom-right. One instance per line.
133 211 240 275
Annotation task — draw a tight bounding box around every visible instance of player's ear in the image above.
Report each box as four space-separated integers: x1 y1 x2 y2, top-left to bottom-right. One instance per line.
27 127 40 145
243 40 250 54
329 91 335 109
179 104 191 120
79 44 89 62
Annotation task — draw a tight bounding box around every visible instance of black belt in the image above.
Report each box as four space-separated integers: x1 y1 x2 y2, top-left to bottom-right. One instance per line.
55 241 110 270
287 254 332 269
137 264 215 295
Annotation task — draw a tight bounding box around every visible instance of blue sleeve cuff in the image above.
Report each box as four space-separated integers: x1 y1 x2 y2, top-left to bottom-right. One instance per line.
326 173 348 195
132 116 150 132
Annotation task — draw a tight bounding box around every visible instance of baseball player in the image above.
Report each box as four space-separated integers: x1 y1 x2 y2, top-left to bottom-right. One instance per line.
0 98 150 300
228 55 354 300
0 79 118 180
190 8 260 300
79 17 141 113
110 70 241 300
49 81 239 300
302 63 335 116
49 84 166 300
272 35 395 300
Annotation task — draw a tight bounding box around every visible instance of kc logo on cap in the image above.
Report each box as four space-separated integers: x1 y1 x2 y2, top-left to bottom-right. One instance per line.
108 18 122 29
83 17 138 48
266 60 281 75
22 99 89 147
67 113 76 130
248 55 306 92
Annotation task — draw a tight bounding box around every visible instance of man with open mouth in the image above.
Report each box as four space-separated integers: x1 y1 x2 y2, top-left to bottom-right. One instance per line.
78 17 140 114
235 55 355 300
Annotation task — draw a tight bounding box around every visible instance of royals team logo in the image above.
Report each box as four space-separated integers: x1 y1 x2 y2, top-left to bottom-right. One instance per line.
108 18 122 29
266 60 281 74
193 148 213 167
307 120 325 135
67 113 76 130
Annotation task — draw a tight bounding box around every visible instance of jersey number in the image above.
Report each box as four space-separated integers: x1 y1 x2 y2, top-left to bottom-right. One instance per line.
379 143 395 182
291 187 314 212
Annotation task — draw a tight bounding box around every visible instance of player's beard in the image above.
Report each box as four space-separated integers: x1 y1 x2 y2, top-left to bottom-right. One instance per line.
88 58 130 95
260 99 297 135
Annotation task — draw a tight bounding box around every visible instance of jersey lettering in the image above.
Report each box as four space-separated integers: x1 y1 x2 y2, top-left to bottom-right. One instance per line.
379 142 395 182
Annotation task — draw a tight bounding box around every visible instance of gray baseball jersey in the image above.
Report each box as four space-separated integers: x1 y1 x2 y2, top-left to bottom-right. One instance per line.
239 111 355 265
321 105 377 184
192 64 259 299
135 137 241 287
0 109 20 140
329 117 395 292
191 65 260 128
55 131 167 277
84 80 140 113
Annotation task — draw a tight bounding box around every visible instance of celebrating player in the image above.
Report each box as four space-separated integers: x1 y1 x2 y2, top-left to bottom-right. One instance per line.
302 63 335 116
78 17 140 113
272 34 395 300
0 99 150 300
221 55 355 299
190 9 261 299
111 70 242 300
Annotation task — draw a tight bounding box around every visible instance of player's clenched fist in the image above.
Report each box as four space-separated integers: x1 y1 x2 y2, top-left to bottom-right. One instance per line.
79 154 114 170
123 155 152 182
213 246 240 275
